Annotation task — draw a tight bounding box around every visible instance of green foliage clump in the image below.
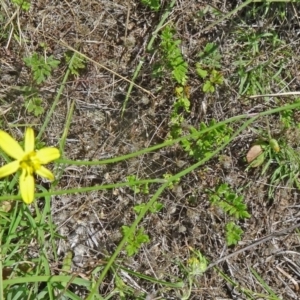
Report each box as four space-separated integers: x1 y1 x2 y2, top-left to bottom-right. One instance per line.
122 226 150 256
127 175 149 194
207 183 250 246
246 117 300 198
64 52 86 76
160 26 188 85
12 0 30 11
209 183 250 219
225 222 244 246
181 120 233 161
196 42 224 93
169 86 191 139
141 0 160 11
25 97 44 116
134 201 163 214
23 53 60 84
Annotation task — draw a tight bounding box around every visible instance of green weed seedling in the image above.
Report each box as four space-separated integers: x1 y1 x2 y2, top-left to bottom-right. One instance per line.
208 183 250 219
196 42 224 93
11 0 30 11
160 25 188 85
64 52 86 76
114 271 136 299
181 119 233 161
141 0 160 11
207 183 250 246
225 221 243 246
186 248 208 277
200 69 224 93
25 97 44 116
163 172 180 189
232 26 288 95
23 52 60 84
197 42 221 69
168 85 191 140
12 85 45 117
134 201 163 214
121 226 150 256
158 25 192 142
126 175 149 194
176 248 208 300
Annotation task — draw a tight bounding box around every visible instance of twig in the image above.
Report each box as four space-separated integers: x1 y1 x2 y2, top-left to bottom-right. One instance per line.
207 223 300 270
276 265 299 291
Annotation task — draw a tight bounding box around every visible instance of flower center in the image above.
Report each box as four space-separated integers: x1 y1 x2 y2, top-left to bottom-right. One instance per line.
20 151 41 175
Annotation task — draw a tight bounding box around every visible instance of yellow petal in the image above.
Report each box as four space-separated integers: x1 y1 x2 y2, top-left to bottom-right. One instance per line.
36 148 60 164
19 171 35 204
36 166 54 181
25 127 35 153
0 130 24 159
0 160 20 178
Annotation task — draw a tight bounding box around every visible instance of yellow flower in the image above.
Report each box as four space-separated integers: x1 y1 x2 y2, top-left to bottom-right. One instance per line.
0 128 60 204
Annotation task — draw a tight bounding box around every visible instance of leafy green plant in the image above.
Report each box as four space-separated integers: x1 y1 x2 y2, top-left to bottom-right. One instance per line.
181 119 233 161
160 26 188 85
134 201 163 214
11 0 30 11
122 226 150 256
25 97 44 116
197 42 221 69
11 86 45 117
64 52 86 76
225 222 243 246
163 173 180 189
208 183 250 219
247 135 300 198
141 0 160 11
207 183 250 246
127 175 149 194
197 68 224 93
158 27 190 142
178 248 208 299
23 53 60 84
186 248 208 277
232 27 289 95
246 117 300 197
279 103 300 129
196 42 224 93
169 86 191 139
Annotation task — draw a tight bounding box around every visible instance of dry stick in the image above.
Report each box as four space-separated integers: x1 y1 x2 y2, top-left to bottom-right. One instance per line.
147 0 177 52
207 222 300 270
121 0 177 116
57 39 154 97
203 0 299 33
250 92 300 98
202 0 253 32
124 0 130 44
276 265 299 291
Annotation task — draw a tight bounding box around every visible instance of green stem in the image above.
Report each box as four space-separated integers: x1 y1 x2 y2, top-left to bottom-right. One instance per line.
86 114 259 299
57 100 300 166
37 53 77 139
203 0 253 32
147 0 177 52
121 0 177 114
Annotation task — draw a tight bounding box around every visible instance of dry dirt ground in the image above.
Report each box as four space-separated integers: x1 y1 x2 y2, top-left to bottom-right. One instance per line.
1 0 300 299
